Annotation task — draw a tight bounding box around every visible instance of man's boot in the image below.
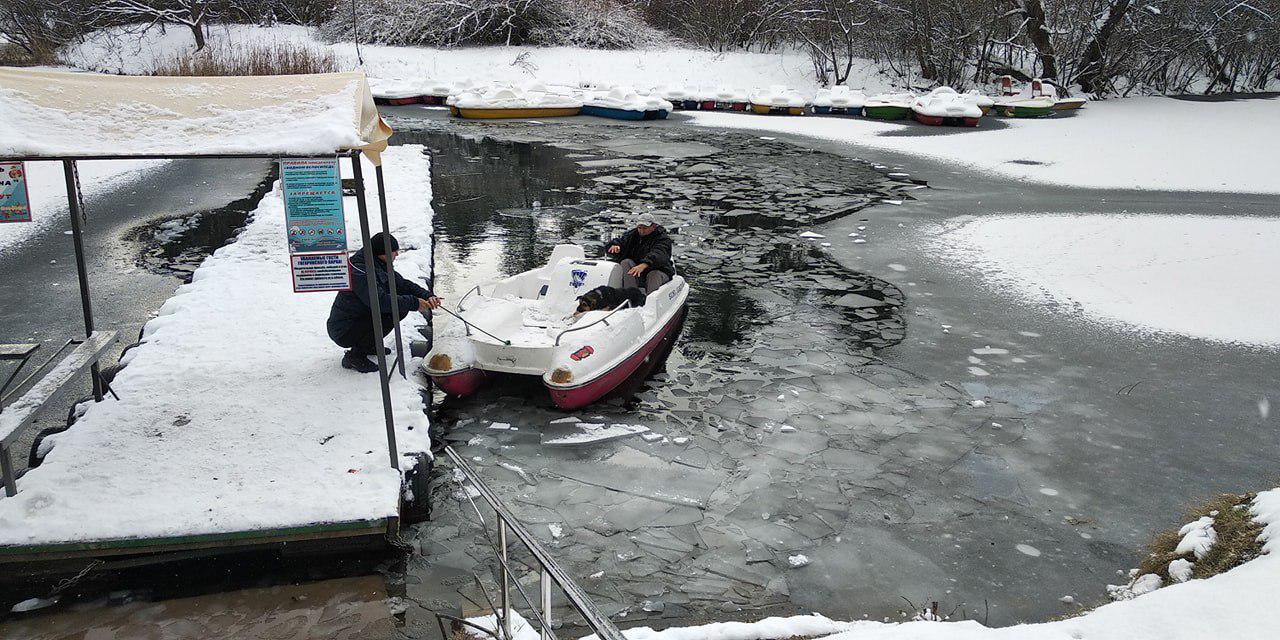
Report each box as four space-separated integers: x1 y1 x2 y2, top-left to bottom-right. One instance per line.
342 349 379 373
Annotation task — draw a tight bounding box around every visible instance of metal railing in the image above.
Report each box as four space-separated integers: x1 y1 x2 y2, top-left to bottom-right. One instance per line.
443 446 626 640
553 300 632 346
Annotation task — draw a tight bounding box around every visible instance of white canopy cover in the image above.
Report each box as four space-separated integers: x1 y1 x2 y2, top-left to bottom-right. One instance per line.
0 68 392 162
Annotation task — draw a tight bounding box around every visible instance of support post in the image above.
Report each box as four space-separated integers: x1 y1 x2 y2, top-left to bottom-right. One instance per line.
374 164 406 379
350 152 400 470
499 517 512 640
63 160 102 402
0 448 15 497
540 568 552 640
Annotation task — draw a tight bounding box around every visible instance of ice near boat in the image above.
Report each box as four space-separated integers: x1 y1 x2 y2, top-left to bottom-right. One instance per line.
423 244 689 409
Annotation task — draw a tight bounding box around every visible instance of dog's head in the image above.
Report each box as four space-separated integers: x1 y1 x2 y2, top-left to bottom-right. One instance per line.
576 289 604 315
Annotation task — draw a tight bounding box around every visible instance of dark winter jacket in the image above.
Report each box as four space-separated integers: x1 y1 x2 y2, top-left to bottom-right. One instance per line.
605 226 675 277
327 250 431 340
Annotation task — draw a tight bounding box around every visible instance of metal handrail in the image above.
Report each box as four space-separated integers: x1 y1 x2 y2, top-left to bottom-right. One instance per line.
553 300 632 347
444 446 626 640
458 285 482 312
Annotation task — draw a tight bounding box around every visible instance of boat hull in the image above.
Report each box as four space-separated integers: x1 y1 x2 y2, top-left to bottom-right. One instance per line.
581 105 668 121
913 112 980 127
374 96 424 106
996 104 1054 118
431 367 489 397
546 305 687 410
454 106 581 119
1053 99 1087 111
863 105 912 120
749 104 804 115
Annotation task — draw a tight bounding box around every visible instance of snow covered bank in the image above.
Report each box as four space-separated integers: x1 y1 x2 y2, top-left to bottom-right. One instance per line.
688 96 1280 194
930 213 1280 348
0 145 433 546
560 490 1280 640
0 160 165 257
60 24 900 96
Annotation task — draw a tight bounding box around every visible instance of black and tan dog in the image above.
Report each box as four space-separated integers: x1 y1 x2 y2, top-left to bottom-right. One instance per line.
575 285 646 316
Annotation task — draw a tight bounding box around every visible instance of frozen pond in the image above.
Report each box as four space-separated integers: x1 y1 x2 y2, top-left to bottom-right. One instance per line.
388 114 1147 631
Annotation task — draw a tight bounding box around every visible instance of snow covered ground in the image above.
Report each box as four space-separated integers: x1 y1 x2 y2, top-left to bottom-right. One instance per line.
0 160 166 257
61 24 897 94
0 145 433 546
687 96 1280 194
929 214 1280 348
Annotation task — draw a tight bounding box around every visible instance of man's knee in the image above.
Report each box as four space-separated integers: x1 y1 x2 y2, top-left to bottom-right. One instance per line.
645 271 671 292
619 258 637 270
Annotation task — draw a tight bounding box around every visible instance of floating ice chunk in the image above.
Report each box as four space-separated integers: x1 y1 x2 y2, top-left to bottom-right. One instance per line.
968 400 987 407
887 263 908 272
1039 487 1060 496
641 432 664 442
1168 558 1194 582
1019 331 1042 337
489 422 512 430
883 199 904 205
11 597 58 613
799 231 826 239
968 366 990 377
542 423 648 446
1015 544 1041 557
550 416 580 424
779 425 797 433
548 523 564 538
1261 396 1271 419
672 436 689 445
968 356 983 364
852 238 867 244
788 554 811 568
1175 516 1217 560
973 346 1010 355
1059 595 1075 605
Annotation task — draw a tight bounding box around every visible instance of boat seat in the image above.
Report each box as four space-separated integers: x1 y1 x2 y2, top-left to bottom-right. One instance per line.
541 258 625 315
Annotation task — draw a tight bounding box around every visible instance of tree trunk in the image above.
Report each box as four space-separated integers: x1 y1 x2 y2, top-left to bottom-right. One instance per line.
1020 0 1057 80
1075 0 1132 94
190 22 206 50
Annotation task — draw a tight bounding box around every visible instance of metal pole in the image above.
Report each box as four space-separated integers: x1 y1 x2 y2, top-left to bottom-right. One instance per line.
0 448 16 497
63 160 102 402
374 164 406 379
350 152 400 470
499 517 512 640
540 568 552 640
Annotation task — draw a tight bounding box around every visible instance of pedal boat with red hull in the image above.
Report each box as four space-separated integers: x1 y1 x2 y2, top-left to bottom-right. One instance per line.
423 244 689 409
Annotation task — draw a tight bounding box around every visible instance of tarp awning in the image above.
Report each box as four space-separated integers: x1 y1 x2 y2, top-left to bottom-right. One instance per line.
0 68 393 163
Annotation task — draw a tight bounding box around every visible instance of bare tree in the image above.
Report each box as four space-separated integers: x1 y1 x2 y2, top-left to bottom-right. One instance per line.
97 0 217 50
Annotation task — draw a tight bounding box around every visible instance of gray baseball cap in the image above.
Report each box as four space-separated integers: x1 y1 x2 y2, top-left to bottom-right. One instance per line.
635 211 657 226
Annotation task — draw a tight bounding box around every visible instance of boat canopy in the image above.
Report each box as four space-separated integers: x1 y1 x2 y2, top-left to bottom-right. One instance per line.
0 67 393 163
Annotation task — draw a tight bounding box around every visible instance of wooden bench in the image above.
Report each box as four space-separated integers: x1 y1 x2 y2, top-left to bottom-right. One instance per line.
0 331 117 497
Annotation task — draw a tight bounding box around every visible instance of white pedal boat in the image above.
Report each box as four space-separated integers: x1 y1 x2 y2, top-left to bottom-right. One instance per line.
423 244 689 409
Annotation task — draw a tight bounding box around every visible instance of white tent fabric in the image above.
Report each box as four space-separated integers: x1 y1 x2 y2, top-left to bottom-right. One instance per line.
0 68 392 162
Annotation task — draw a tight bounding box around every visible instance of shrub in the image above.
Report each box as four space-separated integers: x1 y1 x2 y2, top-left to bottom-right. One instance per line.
150 41 338 76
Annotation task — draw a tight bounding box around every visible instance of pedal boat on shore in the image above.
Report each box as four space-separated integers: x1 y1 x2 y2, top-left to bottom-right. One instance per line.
862 93 915 119
423 244 689 410
911 86 983 126
447 83 583 119
581 87 672 121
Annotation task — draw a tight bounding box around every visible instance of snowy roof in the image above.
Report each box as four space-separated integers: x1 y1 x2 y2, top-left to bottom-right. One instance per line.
0 67 392 161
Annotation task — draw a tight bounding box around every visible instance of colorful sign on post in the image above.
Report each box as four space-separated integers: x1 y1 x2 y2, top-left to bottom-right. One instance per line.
281 157 350 292
0 162 32 223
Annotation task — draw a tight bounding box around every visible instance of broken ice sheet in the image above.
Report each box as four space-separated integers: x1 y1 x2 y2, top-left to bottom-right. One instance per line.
542 422 648 446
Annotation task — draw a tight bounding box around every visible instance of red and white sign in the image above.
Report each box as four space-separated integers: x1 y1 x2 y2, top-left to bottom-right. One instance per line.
290 252 351 293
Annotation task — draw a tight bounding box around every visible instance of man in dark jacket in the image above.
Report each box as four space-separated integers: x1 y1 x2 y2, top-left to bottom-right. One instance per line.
605 211 675 293
327 232 440 373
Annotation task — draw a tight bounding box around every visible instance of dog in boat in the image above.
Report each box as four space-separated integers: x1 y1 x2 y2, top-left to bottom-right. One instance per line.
575 285 646 316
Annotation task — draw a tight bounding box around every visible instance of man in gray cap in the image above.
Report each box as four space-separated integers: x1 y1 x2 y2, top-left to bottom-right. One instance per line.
605 211 675 293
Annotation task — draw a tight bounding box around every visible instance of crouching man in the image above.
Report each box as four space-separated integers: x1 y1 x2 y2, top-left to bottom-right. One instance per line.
605 211 675 293
327 232 441 373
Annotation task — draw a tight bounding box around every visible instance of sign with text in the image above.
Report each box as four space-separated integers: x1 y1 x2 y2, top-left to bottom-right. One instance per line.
281 157 347 254
290 252 352 293
0 162 32 223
